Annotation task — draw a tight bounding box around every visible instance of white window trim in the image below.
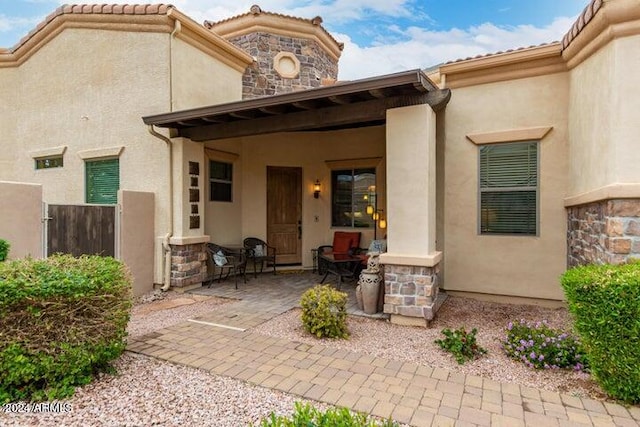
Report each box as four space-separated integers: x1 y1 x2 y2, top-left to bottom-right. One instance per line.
30 145 67 159
466 126 552 145
78 146 124 160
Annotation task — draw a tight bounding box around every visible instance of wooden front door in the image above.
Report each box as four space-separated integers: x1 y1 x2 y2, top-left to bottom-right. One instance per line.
267 166 302 265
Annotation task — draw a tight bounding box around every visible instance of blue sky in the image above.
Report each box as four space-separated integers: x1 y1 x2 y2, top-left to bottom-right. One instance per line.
0 0 590 79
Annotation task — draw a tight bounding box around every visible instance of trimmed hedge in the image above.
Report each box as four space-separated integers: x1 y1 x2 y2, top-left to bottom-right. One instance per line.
561 261 640 403
0 239 9 261
0 255 132 403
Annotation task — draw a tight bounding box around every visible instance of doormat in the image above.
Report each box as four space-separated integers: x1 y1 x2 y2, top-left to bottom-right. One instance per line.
277 269 306 275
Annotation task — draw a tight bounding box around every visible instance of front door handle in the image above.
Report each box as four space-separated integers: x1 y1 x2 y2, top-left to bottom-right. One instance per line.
298 220 302 239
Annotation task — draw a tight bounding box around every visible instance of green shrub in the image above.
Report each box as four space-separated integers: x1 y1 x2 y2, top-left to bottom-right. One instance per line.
502 320 588 371
257 402 398 427
0 254 132 403
435 327 487 364
561 261 640 403
0 239 9 261
300 285 349 339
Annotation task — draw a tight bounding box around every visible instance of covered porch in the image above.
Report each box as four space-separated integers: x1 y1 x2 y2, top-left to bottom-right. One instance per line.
143 69 450 325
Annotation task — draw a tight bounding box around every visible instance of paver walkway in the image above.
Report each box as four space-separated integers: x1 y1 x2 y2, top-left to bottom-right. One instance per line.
128 272 640 427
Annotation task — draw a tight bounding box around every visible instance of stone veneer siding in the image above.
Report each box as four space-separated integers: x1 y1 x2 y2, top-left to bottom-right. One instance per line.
227 32 338 99
383 264 441 322
170 243 208 288
567 199 640 267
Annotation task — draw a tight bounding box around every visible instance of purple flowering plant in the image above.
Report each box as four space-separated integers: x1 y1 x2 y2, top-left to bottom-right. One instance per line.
502 319 589 371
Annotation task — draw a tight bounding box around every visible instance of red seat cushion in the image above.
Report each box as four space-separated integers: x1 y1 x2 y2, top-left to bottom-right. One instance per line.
332 232 360 254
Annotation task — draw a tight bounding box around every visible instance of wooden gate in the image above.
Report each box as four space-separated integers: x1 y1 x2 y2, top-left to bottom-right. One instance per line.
46 204 117 257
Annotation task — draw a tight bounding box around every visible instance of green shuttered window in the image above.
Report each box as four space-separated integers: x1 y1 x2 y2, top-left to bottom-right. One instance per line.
479 141 538 235
86 159 119 205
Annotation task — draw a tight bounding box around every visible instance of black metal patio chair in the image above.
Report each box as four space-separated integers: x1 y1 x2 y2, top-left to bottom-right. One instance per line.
243 237 276 278
206 243 247 289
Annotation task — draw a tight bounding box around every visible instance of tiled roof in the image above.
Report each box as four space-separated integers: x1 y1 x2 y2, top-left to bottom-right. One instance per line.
204 4 343 50
6 4 174 53
561 0 603 50
444 42 557 65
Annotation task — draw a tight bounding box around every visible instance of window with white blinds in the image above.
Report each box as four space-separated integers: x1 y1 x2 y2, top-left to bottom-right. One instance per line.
479 141 538 235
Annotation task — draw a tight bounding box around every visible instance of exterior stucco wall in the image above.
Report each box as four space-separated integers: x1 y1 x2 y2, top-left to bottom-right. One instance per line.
119 190 155 296
0 69 17 177
568 34 640 197
203 141 243 246
443 73 569 300
0 181 43 259
171 37 243 110
610 35 640 186
0 29 172 248
172 138 207 241
568 40 614 196
0 27 248 285
204 126 385 268
385 104 437 258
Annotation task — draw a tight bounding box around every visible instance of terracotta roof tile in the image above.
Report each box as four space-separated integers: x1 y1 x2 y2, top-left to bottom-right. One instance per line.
204 4 343 50
4 3 174 53
562 0 603 50
444 42 557 65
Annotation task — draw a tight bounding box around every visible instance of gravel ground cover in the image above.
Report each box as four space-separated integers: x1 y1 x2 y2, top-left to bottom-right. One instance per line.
1 290 612 427
253 296 605 400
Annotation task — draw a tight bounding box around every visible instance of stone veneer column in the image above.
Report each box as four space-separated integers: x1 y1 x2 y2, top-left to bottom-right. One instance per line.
567 199 640 266
170 243 208 289
380 103 442 327
384 264 441 322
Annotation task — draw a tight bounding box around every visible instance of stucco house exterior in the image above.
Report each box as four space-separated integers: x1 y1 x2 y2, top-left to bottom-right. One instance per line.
0 0 638 325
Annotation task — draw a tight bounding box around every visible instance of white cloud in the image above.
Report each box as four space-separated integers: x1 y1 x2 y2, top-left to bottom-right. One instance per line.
336 16 577 80
169 0 416 26
0 14 39 35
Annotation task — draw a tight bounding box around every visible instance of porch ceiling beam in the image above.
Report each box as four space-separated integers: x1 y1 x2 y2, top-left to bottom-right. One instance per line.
181 94 430 141
259 105 288 115
368 88 388 99
202 116 227 123
176 120 200 127
229 111 258 119
142 69 438 128
291 100 318 110
327 95 351 105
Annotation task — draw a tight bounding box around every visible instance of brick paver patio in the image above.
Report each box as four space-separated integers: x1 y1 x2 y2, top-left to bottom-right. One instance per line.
127 272 640 427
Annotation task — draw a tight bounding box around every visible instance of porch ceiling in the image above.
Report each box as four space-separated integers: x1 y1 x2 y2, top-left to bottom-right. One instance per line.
142 69 451 141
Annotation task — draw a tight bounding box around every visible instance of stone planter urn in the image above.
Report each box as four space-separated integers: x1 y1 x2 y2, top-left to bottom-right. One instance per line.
358 253 382 314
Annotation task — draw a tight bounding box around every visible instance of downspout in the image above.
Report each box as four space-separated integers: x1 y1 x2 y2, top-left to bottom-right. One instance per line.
149 19 181 291
148 125 174 291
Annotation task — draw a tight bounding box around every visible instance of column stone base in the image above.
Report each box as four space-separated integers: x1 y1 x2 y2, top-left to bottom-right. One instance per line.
170 243 208 289
383 262 442 327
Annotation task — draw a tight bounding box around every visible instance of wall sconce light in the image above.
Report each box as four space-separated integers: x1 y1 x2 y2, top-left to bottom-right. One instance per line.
313 179 321 199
